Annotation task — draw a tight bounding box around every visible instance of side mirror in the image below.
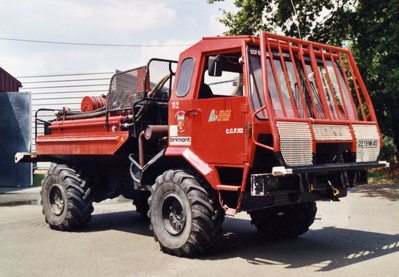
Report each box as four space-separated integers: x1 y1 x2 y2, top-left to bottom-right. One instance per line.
208 56 222 77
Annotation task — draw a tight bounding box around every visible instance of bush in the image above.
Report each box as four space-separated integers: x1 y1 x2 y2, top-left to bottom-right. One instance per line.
380 135 396 163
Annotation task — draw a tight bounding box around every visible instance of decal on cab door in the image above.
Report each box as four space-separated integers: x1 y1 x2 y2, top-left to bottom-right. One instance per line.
208 109 231 122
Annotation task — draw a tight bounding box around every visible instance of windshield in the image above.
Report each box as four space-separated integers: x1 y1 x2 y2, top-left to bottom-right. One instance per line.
248 46 357 121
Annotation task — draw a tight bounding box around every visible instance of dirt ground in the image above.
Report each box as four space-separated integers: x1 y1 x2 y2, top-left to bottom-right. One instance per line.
351 164 399 201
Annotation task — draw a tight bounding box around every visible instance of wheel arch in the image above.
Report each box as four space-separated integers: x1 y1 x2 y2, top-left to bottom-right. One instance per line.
163 147 220 189
140 155 196 188
139 147 220 190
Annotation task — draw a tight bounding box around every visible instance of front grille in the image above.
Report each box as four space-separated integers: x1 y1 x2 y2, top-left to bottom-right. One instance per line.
277 121 313 166
352 124 380 162
313 124 352 141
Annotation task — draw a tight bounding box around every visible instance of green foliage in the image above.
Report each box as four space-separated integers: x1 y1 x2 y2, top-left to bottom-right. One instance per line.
380 136 396 162
207 0 357 46
33 173 43 187
208 0 275 35
352 0 399 159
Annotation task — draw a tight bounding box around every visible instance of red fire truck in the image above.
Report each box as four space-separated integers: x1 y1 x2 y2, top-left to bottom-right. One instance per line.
16 32 389 257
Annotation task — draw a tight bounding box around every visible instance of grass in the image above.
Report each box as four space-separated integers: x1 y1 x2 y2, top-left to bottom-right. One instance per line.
33 173 44 187
32 169 48 187
368 170 396 181
369 162 399 179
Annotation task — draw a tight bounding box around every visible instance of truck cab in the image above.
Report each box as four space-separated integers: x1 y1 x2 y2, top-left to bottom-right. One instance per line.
165 32 388 214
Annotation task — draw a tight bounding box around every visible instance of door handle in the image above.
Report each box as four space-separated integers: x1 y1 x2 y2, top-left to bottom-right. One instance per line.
186 109 201 117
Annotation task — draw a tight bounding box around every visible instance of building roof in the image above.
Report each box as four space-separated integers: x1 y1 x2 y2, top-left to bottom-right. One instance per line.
0 67 22 92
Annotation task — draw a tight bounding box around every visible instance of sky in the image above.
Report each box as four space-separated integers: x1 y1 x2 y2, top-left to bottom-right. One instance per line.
0 0 237 77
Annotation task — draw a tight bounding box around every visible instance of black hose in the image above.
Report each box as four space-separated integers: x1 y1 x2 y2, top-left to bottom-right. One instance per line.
56 109 106 120
56 106 106 117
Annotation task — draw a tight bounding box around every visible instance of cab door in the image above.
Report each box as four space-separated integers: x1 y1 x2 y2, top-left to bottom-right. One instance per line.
190 54 247 165
191 97 246 165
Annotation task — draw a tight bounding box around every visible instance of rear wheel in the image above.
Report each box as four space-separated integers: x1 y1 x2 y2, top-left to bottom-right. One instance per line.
133 191 150 220
249 202 316 239
148 169 224 257
41 164 94 231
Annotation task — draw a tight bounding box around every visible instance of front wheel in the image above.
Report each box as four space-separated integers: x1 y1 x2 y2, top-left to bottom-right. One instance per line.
148 170 224 257
41 164 94 231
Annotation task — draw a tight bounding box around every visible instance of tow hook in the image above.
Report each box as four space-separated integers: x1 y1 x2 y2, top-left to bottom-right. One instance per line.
328 180 340 198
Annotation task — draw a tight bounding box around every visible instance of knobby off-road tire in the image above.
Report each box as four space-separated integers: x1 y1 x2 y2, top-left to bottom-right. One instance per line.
41 164 94 231
133 191 150 220
250 202 317 239
148 170 224 257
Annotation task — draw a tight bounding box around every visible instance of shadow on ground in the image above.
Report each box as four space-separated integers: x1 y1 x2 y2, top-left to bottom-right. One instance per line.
350 179 399 201
83 210 153 237
206 217 399 272
83 210 399 272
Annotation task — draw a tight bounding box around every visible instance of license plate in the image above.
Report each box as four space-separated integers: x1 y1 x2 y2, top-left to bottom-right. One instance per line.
357 140 378 147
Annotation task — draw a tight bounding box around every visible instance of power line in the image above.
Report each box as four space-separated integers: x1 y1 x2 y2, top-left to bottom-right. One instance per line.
31 89 109 96
0 37 191 48
23 84 108 90
22 77 111 84
17 72 115 79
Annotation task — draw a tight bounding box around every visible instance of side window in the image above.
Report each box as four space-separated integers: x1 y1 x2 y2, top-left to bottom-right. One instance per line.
248 46 267 119
175 58 194 97
199 52 243 99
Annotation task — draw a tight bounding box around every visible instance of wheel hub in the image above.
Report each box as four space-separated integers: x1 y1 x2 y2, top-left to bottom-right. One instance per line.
49 184 64 215
162 194 186 236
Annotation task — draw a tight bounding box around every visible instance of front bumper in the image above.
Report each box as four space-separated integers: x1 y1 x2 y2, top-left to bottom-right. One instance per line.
272 161 389 176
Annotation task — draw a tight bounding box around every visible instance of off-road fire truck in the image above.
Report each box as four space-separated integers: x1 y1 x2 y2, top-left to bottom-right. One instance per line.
16 32 389 257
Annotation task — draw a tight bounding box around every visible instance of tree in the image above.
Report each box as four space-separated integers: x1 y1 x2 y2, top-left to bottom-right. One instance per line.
207 0 357 46
352 0 399 161
208 0 399 160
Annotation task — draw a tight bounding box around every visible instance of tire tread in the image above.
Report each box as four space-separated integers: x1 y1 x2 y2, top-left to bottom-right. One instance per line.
42 164 94 231
148 169 224 257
